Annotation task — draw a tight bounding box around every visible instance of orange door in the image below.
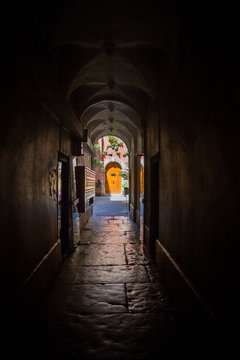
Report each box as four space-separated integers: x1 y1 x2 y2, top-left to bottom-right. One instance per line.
140 165 144 193
105 162 122 194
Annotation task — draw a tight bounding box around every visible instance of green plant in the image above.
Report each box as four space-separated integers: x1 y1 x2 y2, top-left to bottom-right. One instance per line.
94 143 100 151
92 157 103 170
106 136 124 152
93 136 127 167
120 171 127 179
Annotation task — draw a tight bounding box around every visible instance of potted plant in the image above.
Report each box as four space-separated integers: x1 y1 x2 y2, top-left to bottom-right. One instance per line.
122 182 129 195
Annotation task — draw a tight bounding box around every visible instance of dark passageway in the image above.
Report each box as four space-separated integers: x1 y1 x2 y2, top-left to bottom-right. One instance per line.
1 1 240 359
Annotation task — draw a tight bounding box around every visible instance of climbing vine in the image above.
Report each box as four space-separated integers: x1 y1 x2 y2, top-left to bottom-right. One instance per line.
92 157 103 170
103 136 124 158
93 136 128 169
92 144 103 170
93 143 100 151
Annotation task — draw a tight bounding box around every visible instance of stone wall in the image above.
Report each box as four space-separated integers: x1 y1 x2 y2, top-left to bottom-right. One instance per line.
149 61 239 348
1 78 65 329
0 63 84 336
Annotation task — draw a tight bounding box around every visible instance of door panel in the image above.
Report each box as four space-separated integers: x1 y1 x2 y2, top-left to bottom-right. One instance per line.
140 165 144 194
105 162 122 194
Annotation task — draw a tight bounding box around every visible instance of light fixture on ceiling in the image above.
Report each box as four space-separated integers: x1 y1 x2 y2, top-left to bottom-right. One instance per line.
109 117 114 123
109 126 113 132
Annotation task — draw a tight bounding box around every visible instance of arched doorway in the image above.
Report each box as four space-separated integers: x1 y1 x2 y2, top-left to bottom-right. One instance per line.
105 162 122 194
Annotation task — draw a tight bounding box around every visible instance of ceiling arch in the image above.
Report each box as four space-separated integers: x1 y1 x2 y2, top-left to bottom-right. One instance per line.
66 52 155 100
49 1 178 59
81 101 141 130
44 2 178 154
81 100 143 152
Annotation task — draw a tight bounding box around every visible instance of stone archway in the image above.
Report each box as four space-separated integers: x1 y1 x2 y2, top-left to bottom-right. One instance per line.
100 157 127 195
104 157 126 171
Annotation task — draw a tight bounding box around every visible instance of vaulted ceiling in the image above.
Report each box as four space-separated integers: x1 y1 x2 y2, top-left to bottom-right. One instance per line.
23 1 179 150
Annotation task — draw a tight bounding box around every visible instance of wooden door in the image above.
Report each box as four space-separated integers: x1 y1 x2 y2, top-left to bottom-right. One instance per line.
140 165 144 194
105 162 122 194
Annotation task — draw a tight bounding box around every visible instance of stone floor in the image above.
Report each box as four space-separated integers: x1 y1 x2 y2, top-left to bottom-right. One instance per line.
4 196 237 359
24 212 196 360
93 194 129 216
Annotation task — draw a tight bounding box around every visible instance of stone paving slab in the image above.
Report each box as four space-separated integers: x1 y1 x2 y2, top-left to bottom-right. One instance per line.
126 283 167 313
80 231 130 244
85 222 139 232
25 214 194 360
75 265 149 284
34 312 186 360
78 244 126 266
124 243 147 265
66 284 128 314
82 227 137 233
88 215 130 221
78 234 138 247
88 216 138 228
93 195 129 217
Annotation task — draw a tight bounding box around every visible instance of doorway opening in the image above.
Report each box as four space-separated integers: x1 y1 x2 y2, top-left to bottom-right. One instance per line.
71 156 80 247
149 153 159 257
57 154 70 257
93 135 129 197
92 135 129 215
140 156 144 242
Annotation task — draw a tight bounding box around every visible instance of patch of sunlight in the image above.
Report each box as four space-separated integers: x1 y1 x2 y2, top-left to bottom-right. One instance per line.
110 194 128 201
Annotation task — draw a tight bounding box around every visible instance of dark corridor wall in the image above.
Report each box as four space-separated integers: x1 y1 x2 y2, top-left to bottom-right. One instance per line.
140 2 240 351
152 6 240 349
0 75 72 326
158 60 239 336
